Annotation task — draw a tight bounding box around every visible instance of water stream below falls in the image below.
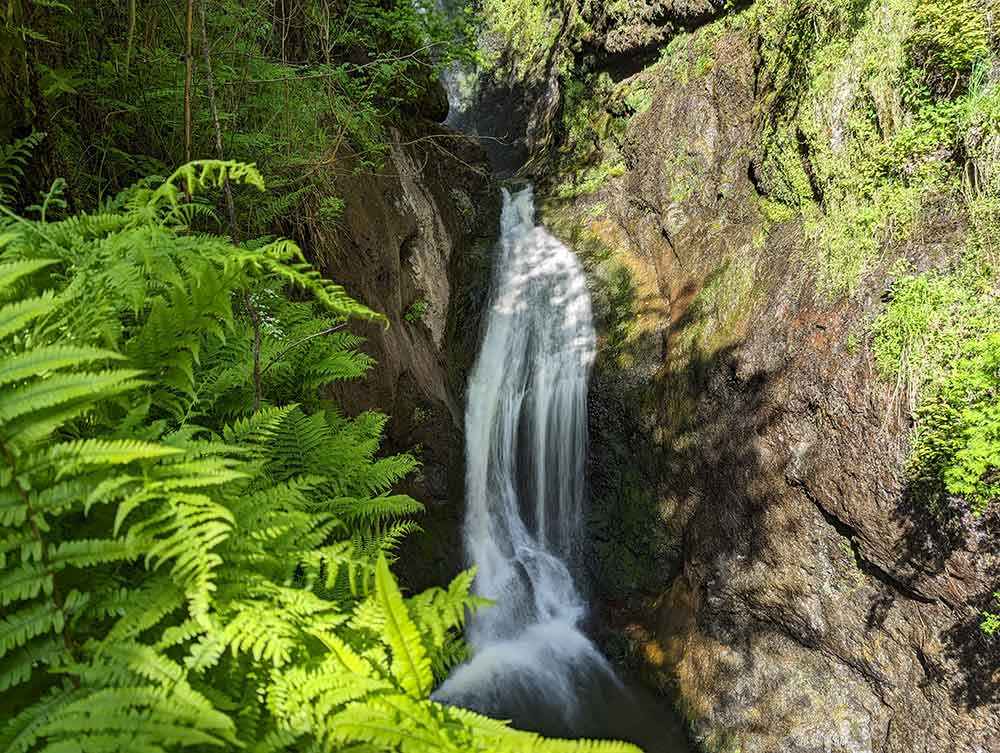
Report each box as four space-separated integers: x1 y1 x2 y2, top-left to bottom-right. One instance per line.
434 186 689 752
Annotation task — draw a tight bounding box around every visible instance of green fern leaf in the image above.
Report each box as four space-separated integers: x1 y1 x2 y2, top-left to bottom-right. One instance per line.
0 563 53 607
0 369 145 425
48 538 134 569
0 259 57 291
0 602 63 659
0 291 57 340
0 635 62 692
374 555 432 698
0 346 123 388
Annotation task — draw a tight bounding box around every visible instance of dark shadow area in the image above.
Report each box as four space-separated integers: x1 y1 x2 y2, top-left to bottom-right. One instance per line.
502 669 690 753
554 214 855 745
881 481 1000 708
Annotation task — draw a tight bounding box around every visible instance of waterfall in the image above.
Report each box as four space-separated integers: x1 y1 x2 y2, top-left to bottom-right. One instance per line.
434 185 624 735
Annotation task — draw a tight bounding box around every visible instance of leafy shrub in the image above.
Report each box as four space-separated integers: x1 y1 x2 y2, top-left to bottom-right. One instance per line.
3 0 480 230
872 214 1000 635
318 195 346 225
983 605 1000 635
871 260 999 400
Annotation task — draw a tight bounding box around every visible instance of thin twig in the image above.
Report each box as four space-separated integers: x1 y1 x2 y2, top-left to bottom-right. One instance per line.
260 323 345 376
198 0 239 240
184 0 194 164
245 292 264 413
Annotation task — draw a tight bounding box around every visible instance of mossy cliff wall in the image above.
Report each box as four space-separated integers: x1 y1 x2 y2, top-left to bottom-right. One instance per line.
490 0 1000 750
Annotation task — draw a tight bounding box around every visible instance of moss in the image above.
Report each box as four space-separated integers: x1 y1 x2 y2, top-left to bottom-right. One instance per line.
872 198 1000 393
744 0 997 296
623 85 654 115
662 148 701 204
872 197 1000 521
555 160 627 199
403 298 429 323
676 257 760 358
480 0 565 79
589 466 676 595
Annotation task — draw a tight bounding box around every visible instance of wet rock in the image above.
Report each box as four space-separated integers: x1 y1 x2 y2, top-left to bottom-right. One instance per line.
290 122 500 591
587 0 730 56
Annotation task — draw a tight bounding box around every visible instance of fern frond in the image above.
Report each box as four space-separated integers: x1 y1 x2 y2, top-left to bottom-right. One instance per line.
0 602 63 660
40 438 183 479
0 635 62 692
325 695 460 753
47 538 134 569
0 369 145 425
0 132 45 203
0 258 57 291
256 241 384 323
0 346 123 388
97 579 185 644
332 495 423 527
374 555 432 698
0 290 57 339
0 563 53 607
0 687 77 753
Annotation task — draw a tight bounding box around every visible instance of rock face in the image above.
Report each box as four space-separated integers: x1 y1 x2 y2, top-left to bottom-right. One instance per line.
534 11 1000 753
289 123 499 590
585 0 729 57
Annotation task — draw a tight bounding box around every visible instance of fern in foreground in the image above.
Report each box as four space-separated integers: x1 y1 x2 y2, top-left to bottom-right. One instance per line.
0 165 641 753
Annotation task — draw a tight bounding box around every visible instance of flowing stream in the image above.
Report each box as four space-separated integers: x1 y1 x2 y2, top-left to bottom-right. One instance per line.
435 186 689 751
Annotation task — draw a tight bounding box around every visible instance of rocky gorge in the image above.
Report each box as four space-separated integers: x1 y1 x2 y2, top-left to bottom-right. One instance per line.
301 1 1000 751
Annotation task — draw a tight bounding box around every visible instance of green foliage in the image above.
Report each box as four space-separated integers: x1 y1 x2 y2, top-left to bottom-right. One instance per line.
983 601 1000 635
872 199 1000 635
0 166 642 753
907 333 1000 512
742 0 999 294
480 0 566 78
905 0 990 100
555 161 626 199
317 195 346 225
0 131 43 203
2 0 478 230
404 298 429 323
871 259 998 400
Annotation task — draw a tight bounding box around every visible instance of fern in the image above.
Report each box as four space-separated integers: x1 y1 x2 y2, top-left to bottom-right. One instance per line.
0 132 45 204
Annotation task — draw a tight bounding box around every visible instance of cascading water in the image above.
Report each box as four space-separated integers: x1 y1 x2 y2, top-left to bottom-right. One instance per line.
434 184 613 726
435 187 685 750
